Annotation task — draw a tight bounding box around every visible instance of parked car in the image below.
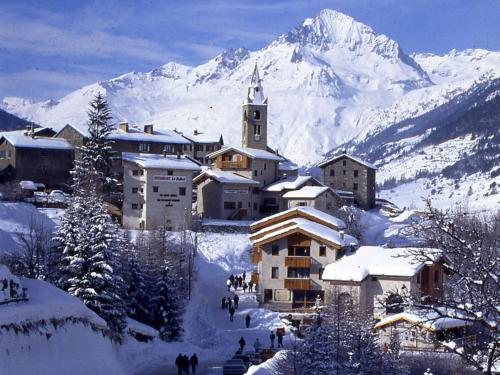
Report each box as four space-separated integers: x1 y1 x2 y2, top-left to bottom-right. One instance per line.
232 354 251 369
48 190 68 203
34 191 48 203
222 359 247 375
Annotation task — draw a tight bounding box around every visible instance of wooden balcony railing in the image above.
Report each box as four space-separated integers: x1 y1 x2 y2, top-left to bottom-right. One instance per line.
251 247 262 264
284 256 311 267
251 271 259 285
284 279 310 290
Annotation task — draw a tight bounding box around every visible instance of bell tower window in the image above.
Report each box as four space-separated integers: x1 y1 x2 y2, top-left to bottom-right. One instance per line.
254 125 261 135
253 110 261 120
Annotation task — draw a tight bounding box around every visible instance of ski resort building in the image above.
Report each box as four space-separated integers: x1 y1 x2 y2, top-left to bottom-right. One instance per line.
121 152 201 230
283 186 342 215
321 246 446 318
250 207 358 309
318 153 377 209
181 129 224 165
0 128 74 187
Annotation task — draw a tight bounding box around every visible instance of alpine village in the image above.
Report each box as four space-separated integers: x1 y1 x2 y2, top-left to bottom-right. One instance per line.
0 6 498 375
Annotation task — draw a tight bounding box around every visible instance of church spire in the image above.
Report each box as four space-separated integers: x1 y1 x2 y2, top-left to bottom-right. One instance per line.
245 63 267 105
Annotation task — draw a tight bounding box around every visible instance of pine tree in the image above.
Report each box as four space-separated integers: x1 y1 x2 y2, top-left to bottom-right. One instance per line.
150 266 182 341
124 249 151 324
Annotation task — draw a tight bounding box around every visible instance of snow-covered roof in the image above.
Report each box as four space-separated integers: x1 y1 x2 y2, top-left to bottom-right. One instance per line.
251 217 357 249
251 206 346 231
374 310 471 332
182 131 223 144
19 181 37 190
318 153 378 170
122 152 201 171
58 123 190 144
278 159 299 171
207 146 283 161
264 175 319 192
193 168 259 185
283 186 330 199
0 132 74 150
322 246 442 282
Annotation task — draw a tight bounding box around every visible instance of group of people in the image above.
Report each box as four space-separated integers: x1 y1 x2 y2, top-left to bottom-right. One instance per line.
269 329 284 348
175 353 198 374
237 329 285 356
238 336 262 353
221 295 241 322
226 272 255 293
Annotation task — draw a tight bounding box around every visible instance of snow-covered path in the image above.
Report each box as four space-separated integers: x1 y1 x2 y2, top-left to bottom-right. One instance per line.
130 231 288 375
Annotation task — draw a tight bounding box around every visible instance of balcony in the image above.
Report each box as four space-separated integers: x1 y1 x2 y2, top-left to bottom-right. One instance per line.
251 271 259 285
251 247 262 264
284 279 310 290
285 256 311 267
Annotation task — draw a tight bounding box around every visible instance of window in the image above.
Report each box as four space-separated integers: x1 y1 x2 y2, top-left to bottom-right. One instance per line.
40 150 48 157
319 246 326 257
253 202 258 210
386 294 404 314
330 169 335 177
253 124 261 135
342 160 347 166
0 150 5 158
287 267 310 278
271 245 279 256
224 201 236 210
338 292 353 307
179 187 186 196
195 144 204 152
353 183 358 191
343 170 346 175
253 110 261 120
139 143 150 152
319 268 324 280
167 170 173 176
254 170 258 176
132 170 139 176
238 201 242 209
264 289 272 302
7 150 12 159
264 163 267 170
163 144 175 153
354 170 358 177
153 186 159 193
298 202 307 206
132 203 138 209
434 269 440 283
132 187 138 194
416 273 420 284
288 247 310 256
271 267 279 279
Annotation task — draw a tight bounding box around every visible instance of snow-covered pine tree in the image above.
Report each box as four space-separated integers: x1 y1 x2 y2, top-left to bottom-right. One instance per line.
123 248 151 324
150 266 182 341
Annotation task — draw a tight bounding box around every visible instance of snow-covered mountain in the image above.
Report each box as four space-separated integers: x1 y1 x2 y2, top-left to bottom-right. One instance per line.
1 9 499 208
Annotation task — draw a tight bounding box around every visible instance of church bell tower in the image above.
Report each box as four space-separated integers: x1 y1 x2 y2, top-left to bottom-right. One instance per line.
242 64 268 150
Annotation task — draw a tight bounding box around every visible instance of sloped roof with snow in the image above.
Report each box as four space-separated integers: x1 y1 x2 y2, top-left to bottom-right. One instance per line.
193 168 259 185
374 310 471 332
263 175 319 192
318 153 378 170
207 146 283 161
278 159 299 171
322 246 441 282
251 217 357 249
283 186 330 199
122 152 201 171
251 206 346 231
182 131 223 144
0 131 74 150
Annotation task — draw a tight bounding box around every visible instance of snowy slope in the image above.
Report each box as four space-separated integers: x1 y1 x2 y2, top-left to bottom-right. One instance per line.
4 9 498 168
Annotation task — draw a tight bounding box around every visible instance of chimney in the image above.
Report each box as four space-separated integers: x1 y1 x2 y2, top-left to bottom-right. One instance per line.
119 122 129 132
144 124 153 134
194 129 199 136
339 230 345 240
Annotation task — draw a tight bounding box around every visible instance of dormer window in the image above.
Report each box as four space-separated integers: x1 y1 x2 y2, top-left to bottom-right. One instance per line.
253 110 261 120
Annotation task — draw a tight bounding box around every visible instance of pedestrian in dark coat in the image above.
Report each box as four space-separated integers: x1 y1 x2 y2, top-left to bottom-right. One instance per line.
227 297 232 309
221 296 226 309
277 331 284 348
233 280 238 290
242 271 246 281
229 274 235 283
238 336 246 351
175 353 183 375
233 294 239 309
269 331 276 348
248 281 254 292
238 276 243 288
245 313 251 328
182 354 190 374
190 354 199 374
242 282 248 293
229 306 235 321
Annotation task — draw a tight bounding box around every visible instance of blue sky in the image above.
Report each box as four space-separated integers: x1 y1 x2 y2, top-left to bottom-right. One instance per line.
0 0 498 101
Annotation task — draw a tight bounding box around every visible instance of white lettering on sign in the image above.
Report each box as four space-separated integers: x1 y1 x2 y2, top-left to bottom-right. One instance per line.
153 175 186 182
224 189 248 194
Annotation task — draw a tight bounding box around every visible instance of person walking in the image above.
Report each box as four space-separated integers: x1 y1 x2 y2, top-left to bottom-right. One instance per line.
248 281 254 292
269 331 276 348
238 276 243 288
233 280 238 291
233 294 239 309
221 296 226 309
238 336 246 352
190 354 198 374
227 297 232 309
182 354 190 374
226 279 231 292
253 338 262 353
242 271 246 281
277 330 284 348
242 282 248 293
175 353 183 375
229 274 235 284
229 306 235 322
245 313 251 328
